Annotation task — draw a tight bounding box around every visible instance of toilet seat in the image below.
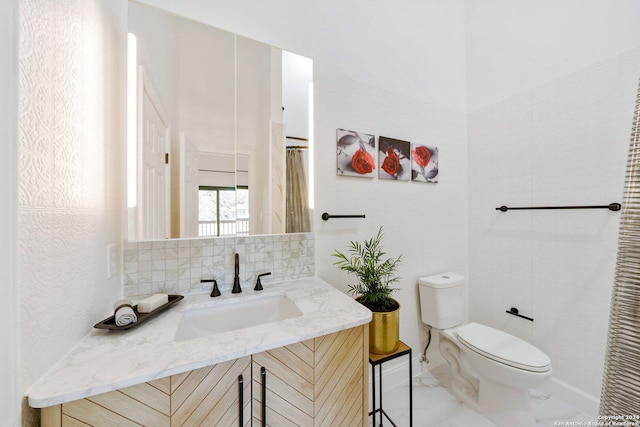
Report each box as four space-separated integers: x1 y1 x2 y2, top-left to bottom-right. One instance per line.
456 322 551 373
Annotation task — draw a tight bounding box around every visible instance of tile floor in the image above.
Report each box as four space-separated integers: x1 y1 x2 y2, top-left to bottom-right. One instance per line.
369 364 596 427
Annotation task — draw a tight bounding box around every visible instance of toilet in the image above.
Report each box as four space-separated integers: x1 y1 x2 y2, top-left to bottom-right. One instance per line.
418 273 552 427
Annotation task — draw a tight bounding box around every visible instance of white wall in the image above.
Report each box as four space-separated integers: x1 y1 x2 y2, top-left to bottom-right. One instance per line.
466 0 640 413
1 0 19 424
136 0 467 113
466 0 640 112
136 0 469 362
18 0 127 411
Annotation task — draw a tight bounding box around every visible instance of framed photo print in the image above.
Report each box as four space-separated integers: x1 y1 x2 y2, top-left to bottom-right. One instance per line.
378 136 411 181
336 128 376 178
411 143 439 183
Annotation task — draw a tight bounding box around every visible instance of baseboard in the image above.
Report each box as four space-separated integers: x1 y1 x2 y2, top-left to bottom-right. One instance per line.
543 377 600 418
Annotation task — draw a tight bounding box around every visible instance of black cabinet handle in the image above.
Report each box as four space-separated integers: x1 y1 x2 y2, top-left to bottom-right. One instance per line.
261 367 267 427
238 374 244 426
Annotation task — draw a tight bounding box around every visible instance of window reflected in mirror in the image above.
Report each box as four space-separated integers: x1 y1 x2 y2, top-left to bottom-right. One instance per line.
198 187 249 237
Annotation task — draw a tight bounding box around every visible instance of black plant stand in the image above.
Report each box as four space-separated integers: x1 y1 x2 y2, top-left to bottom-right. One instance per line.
369 340 413 426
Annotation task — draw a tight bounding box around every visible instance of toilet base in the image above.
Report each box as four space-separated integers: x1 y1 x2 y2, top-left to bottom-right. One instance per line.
477 378 536 427
437 328 544 427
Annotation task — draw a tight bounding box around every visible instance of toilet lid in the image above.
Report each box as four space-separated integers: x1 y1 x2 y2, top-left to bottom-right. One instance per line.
456 323 551 373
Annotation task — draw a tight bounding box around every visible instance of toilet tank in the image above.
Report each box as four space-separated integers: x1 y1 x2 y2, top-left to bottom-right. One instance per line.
418 273 467 329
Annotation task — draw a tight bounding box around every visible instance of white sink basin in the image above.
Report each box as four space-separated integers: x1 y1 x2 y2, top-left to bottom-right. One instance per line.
174 294 303 342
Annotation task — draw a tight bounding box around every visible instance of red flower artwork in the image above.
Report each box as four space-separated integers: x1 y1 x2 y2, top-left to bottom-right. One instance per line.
351 148 376 174
410 143 439 183
381 147 400 176
412 145 431 168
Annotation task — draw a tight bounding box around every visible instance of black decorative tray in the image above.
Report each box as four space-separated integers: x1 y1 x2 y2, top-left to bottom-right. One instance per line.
94 295 184 331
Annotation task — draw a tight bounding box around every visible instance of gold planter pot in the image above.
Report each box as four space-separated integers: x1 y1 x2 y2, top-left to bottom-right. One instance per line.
367 299 400 355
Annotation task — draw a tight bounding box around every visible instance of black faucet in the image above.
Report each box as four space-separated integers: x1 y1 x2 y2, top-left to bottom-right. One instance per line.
232 253 242 293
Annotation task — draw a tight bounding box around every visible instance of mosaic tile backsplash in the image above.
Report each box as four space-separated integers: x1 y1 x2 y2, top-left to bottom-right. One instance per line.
123 233 314 298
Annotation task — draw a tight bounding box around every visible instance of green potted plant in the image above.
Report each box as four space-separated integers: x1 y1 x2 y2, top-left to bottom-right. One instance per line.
333 226 402 354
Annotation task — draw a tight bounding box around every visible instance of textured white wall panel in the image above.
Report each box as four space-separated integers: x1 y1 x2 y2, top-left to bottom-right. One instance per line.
18 0 126 394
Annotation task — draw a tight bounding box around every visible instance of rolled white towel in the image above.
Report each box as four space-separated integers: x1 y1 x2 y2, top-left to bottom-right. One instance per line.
114 299 137 327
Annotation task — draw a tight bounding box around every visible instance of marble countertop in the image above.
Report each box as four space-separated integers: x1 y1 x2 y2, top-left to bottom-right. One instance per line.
28 277 371 408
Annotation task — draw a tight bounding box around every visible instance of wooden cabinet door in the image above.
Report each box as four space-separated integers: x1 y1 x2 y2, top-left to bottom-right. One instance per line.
251 325 367 427
252 340 315 426
170 356 251 427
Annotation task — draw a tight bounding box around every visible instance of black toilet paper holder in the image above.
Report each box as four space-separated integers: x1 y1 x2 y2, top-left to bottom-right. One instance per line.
506 307 534 322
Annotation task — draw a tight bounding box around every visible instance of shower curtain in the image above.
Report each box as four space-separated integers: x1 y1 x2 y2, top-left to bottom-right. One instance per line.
600 78 640 416
286 148 311 233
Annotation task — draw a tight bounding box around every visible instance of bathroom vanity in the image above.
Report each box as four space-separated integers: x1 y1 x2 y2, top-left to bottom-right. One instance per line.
28 278 371 426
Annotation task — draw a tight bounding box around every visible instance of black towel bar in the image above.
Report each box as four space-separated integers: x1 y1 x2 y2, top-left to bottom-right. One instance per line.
321 213 366 221
496 203 621 212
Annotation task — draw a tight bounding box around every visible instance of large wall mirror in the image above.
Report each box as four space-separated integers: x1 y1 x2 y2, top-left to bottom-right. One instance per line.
127 1 313 241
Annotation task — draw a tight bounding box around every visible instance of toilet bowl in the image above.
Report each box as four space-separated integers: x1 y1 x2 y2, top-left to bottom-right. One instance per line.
418 273 552 427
